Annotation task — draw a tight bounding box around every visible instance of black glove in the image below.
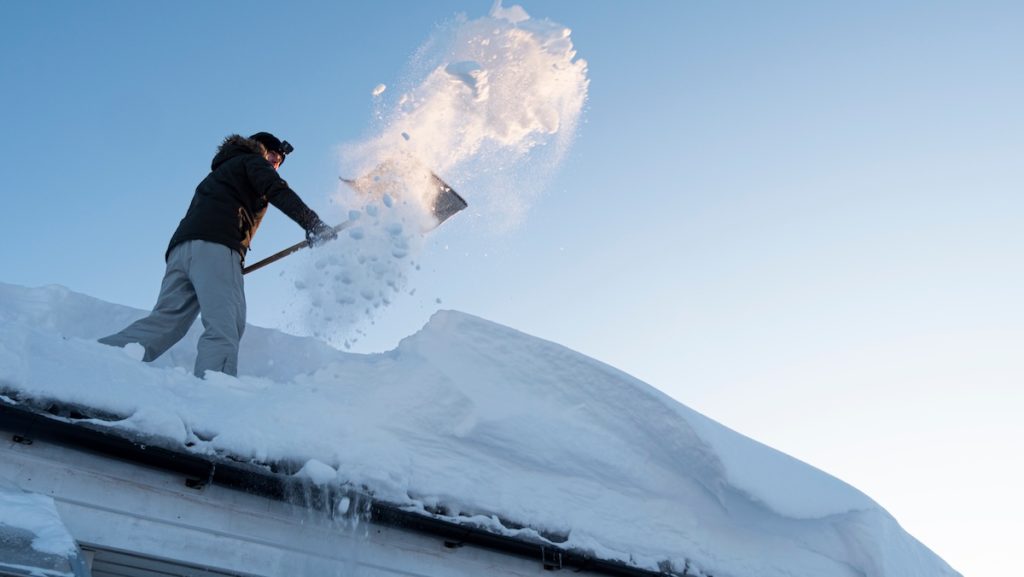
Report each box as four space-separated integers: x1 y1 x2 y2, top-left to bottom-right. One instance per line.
306 221 338 247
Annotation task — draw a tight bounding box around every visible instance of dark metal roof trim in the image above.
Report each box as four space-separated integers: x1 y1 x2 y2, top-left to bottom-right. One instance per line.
0 400 691 577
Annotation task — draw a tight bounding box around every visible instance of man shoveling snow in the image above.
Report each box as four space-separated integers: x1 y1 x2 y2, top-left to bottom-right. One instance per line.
99 132 336 378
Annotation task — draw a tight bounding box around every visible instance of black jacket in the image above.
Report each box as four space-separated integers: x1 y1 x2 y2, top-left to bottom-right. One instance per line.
167 135 324 261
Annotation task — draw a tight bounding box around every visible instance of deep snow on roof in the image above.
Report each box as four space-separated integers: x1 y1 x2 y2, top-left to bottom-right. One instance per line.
0 282 959 577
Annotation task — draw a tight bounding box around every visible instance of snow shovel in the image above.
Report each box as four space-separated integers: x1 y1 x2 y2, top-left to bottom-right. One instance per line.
242 171 466 275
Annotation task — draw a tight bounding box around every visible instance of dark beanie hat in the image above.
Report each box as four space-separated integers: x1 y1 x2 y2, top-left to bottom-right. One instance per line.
249 132 294 164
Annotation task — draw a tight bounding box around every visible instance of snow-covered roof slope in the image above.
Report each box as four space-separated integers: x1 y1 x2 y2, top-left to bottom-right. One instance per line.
0 282 960 577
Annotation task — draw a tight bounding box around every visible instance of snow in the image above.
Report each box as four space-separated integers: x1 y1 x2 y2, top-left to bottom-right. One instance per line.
346 1 587 178
0 281 960 577
287 2 590 348
489 0 530 25
0 479 77 557
0 477 81 577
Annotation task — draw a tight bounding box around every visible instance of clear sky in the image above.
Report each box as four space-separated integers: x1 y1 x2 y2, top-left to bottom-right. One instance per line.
2 2 1021 576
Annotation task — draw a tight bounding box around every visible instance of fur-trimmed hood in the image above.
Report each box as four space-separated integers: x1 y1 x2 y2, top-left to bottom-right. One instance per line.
211 134 267 171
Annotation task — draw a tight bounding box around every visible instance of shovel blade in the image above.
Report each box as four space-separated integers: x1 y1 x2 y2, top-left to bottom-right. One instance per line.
341 161 468 230
427 172 468 228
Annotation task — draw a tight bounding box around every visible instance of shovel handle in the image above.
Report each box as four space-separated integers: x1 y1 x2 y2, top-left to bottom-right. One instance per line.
242 221 353 275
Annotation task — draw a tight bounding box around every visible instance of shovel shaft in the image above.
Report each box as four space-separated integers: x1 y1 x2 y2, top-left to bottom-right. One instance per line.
242 221 353 275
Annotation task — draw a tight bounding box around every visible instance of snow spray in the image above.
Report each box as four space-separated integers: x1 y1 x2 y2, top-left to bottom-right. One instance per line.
289 1 589 348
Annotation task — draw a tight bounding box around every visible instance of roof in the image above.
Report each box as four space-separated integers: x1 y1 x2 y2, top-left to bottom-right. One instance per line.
0 396 684 577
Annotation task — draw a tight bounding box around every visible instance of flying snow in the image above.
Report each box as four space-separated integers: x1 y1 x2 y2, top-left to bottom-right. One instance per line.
283 2 589 348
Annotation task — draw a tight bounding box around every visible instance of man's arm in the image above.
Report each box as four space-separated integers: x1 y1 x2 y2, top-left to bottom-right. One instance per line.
245 156 331 237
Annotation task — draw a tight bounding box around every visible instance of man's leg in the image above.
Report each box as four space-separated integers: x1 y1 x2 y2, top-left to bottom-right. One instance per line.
189 241 246 377
98 243 200 362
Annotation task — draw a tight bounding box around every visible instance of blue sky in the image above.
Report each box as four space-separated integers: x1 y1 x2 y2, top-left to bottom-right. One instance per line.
2 2 1021 575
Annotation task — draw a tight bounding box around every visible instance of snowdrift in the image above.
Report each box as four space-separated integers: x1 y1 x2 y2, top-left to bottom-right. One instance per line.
0 282 959 577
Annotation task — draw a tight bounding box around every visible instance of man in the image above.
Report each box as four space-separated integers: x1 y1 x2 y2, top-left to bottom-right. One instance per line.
99 132 336 377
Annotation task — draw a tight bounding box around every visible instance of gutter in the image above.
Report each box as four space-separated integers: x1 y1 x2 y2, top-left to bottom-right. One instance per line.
0 400 688 577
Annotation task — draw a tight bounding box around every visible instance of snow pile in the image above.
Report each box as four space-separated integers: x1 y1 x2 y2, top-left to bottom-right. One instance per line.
0 282 960 577
282 1 589 346
0 479 77 557
0 477 84 577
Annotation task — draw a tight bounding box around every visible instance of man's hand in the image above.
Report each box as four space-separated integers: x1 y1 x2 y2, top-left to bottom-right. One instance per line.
306 221 338 247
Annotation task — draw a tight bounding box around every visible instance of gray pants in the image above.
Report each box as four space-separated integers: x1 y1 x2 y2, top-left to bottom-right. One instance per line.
99 240 246 377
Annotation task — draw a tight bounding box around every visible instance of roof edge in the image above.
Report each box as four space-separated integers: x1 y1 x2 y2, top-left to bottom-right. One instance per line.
0 400 691 577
